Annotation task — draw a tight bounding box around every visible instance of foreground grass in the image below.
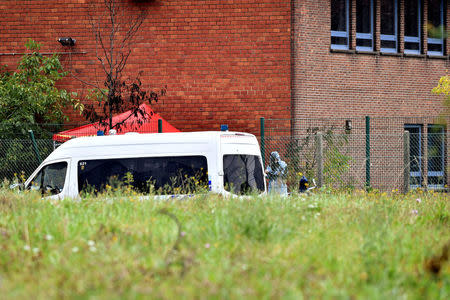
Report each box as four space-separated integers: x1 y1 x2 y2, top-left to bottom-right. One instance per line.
0 189 448 299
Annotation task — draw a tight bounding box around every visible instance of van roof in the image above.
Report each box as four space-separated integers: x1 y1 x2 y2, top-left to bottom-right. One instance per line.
57 131 257 150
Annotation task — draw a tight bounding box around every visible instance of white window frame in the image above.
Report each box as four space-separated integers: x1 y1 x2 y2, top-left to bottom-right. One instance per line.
427 124 446 190
405 124 423 189
404 0 422 55
427 0 445 56
356 0 375 51
380 0 399 53
331 0 350 50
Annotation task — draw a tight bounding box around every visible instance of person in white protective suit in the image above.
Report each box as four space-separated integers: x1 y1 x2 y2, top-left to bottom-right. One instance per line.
265 151 288 196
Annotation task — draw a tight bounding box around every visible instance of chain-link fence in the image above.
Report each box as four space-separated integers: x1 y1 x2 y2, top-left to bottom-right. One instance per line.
0 139 55 181
263 116 449 192
1 116 449 193
0 118 260 182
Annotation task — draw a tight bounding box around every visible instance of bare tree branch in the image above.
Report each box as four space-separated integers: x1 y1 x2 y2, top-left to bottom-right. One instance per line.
112 107 150 130
68 72 104 96
72 0 164 131
88 4 111 78
116 49 131 76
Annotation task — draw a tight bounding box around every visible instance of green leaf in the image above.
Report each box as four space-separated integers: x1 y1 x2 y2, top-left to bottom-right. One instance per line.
0 40 81 137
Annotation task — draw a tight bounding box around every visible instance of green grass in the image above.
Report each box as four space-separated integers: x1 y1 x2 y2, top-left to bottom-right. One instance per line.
0 188 448 299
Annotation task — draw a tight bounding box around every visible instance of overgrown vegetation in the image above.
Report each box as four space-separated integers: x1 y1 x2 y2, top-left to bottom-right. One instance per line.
79 171 210 197
284 127 353 191
0 188 448 299
432 74 450 118
0 39 81 138
0 40 81 180
0 139 53 181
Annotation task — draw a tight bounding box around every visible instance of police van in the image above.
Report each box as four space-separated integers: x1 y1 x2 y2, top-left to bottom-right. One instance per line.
24 131 266 199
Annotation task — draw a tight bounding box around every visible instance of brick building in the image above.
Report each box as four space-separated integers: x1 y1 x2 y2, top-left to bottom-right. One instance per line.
0 0 448 190
289 0 449 190
0 0 292 133
293 0 449 121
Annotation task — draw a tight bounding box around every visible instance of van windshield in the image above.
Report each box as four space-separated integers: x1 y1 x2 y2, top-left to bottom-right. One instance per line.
27 161 68 195
78 156 208 195
223 155 265 194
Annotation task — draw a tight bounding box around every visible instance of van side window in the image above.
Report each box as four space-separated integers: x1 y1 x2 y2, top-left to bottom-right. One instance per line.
78 156 208 195
223 155 265 194
28 162 68 195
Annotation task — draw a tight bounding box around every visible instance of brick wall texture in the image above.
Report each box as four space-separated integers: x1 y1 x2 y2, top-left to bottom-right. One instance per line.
0 0 291 135
0 0 449 136
292 0 449 135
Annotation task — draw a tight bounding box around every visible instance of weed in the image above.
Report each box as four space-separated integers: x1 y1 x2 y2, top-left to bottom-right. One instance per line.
0 189 448 299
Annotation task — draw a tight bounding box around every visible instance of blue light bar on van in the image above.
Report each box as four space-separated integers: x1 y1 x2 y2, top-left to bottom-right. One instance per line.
220 124 229 131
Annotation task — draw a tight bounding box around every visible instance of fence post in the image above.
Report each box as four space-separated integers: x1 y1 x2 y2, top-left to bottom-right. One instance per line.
365 116 371 189
158 119 163 133
316 132 323 188
28 130 42 164
403 130 410 194
260 117 265 166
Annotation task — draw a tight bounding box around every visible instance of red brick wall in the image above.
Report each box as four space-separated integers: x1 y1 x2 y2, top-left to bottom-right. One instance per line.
290 0 450 191
0 0 291 136
292 0 449 133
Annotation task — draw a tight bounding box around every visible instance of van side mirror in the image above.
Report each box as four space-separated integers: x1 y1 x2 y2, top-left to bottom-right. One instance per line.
9 183 24 191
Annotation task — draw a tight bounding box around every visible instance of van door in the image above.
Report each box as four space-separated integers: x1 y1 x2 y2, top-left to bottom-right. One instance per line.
223 154 265 194
27 160 70 199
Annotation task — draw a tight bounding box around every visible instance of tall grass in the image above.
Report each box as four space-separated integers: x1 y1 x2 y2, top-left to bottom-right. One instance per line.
0 188 448 299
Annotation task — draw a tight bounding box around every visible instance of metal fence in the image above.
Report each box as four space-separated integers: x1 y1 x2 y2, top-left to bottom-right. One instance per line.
0 138 55 181
263 116 449 192
0 118 260 182
1 116 449 193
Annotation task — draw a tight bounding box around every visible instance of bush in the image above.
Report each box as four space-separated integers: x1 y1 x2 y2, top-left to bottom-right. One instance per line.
0 39 82 138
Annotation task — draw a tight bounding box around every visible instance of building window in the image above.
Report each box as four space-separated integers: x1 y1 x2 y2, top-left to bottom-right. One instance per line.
380 0 398 53
405 124 446 190
331 0 350 50
405 124 423 188
427 124 446 189
356 0 375 51
427 0 445 56
331 0 446 56
404 0 422 54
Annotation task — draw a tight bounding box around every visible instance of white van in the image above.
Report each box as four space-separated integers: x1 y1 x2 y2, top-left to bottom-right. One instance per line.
24 131 266 199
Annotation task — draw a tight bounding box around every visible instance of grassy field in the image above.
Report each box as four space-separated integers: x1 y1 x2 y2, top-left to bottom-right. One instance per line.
0 188 448 299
